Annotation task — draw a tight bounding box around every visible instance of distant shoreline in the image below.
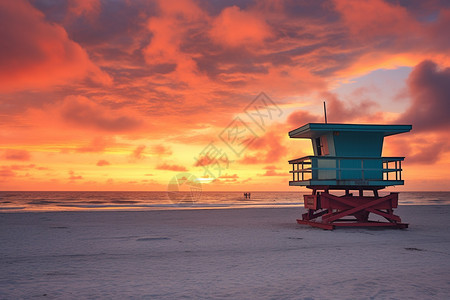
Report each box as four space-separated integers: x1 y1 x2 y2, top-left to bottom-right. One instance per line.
1 203 450 215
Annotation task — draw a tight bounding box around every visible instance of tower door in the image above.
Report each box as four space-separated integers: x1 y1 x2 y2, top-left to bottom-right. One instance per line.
315 137 322 156
315 136 329 156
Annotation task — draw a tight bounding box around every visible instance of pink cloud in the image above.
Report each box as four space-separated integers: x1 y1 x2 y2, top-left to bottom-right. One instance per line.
287 110 321 129
322 92 380 123
285 92 386 127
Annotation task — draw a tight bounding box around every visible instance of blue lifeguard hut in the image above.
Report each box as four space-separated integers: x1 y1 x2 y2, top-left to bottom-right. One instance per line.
289 123 412 229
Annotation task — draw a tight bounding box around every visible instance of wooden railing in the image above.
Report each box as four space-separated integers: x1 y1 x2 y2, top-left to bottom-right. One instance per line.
289 156 404 184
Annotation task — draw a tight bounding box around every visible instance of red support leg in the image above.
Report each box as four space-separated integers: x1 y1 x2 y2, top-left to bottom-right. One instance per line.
297 188 408 230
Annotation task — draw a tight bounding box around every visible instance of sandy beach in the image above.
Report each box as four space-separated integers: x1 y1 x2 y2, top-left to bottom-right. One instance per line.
1 205 449 299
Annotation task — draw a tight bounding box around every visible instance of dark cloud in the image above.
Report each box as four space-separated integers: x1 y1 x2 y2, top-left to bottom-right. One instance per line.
396 0 450 20
33 0 155 48
396 60 450 132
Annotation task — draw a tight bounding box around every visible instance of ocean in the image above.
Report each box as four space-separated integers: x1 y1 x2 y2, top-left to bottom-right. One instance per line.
0 191 449 212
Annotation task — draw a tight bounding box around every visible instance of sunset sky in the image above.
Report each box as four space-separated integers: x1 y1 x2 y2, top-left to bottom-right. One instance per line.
1 0 449 191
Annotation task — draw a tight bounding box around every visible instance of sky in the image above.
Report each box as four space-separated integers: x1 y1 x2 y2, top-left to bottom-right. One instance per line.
0 0 449 191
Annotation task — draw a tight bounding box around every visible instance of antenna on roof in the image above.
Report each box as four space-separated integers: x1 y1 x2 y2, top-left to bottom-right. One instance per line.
323 101 328 124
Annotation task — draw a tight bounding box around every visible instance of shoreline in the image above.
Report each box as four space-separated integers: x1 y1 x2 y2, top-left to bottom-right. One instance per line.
2 191 450 213
1 203 450 214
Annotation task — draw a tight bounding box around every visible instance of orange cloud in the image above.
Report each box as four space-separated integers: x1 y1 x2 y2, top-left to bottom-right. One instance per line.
151 145 172 156
0 164 47 181
0 0 110 92
60 96 142 132
0 167 16 178
77 137 116 153
3 149 31 161
219 173 239 179
240 128 288 164
333 0 420 39
156 163 187 172
96 160 110 166
144 0 206 66
194 154 231 168
211 176 251 185
132 145 146 159
259 165 286 177
68 170 83 181
210 6 274 48
260 169 286 177
287 111 321 129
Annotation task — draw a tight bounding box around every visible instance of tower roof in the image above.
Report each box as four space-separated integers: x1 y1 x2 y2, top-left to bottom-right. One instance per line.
289 123 412 139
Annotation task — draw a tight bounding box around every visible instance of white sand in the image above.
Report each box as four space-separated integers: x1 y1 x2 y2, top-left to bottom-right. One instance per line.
1 205 449 299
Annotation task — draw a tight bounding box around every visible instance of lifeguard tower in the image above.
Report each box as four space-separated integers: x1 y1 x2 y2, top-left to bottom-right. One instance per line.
289 123 412 230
